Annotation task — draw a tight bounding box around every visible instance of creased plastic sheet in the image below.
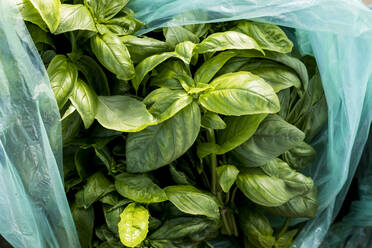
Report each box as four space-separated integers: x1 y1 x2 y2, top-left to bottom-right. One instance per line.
127 0 372 247
0 0 80 247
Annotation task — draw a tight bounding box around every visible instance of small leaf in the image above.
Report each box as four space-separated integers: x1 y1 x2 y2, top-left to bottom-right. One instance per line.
233 115 305 167
126 102 201 173
85 0 128 22
29 0 61 32
201 112 226 130
47 55 78 109
91 33 134 80
71 204 95 248
118 203 149 248
216 165 239 193
164 26 199 48
164 185 220 219
105 13 143 36
236 159 314 207
69 79 97 129
95 95 155 132
169 165 194 185
282 141 316 170
196 31 264 54
194 51 237 84
75 172 115 209
149 60 188 89
115 172 167 204
275 229 298 248
233 21 293 53
55 4 97 34
199 72 280 116
143 88 193 124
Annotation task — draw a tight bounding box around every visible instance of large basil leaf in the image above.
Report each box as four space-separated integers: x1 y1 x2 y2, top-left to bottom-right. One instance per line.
275 229 298 248
19 0 48 31
265 187 318 218
236 159 314 207
196 31 264 54
150 60 189 89
150 217 218 241
62 111 82 144
75 172 115 208
118 203 149 248
216 114 267 154
194 51 237 84
233 21 293 53
126 102 201 173
95 95 155 132
91 33 134 80
27 0 61 32
164 185 220 219
216 165 239 193
121 36 170 64
85 0 127 22
76 55 110 95
282 141 316 170
239 60 301 92
47 55 78 109
233 115 305 167
69 79 97 129
71 204 95 248
199 72 280 116
55 4 97 34
103 205 125 234
132 41 195 91
238 208 275 248
114 172 167 203
26 23 54 48
163 26 199 48
201 112 226 130
144 88 193 124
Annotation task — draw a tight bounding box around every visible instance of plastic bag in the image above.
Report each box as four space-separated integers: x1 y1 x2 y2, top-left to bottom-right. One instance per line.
127 0 372 247
0 0 80 247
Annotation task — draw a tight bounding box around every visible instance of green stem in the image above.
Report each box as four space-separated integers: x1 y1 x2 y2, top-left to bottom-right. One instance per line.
221 209 232 235
206 129 217 195
224 190 230 205
230 186 238 204
230 213 239 237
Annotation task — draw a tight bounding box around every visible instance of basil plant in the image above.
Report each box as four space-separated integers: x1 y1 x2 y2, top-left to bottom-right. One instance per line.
20 0 328 247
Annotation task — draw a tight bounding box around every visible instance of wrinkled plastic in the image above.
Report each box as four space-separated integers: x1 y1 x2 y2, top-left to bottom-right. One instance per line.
0 0 80 247
128 0 372 247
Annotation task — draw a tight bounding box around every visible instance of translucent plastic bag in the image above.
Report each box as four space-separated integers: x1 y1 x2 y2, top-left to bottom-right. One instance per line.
126 0 372 247
0 0 80 247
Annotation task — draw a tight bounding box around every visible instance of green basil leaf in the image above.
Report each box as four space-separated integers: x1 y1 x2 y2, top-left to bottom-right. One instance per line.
150 217 218 241
62 111 82 144
216 165 239 193
282 141 316 170
174 41 196 64
69 79 97 129
239 208 275 248
216 114 267 154
26 23 55 48
275 229 298 248
85 0 128 22
196 31 264 54
55 4 97 34
95 95 155 132
163 26 199 48
194 51 237 84
201 112 226 130
126 102 201 173
216 57 251 76
27 0 61 32
103 205 125 234
61 104 76 120
277 88 291 119
265 187 318 218
94 146 116 173
115 172 167 203
184 23 210 38
236 159 314 207
144 88 193 124
96 225 117 242
47 55 78 109
197 142 221 160
164 185 220 219
71 204 95 248
121 35 171 64
91 33 134 80
75 172 115 209
19 0 48 31
239 59 301 92
150 60 189 89
199 72 280 116
105 14 143 36
233 115 305 167
99 192 121 206
233 21 293 53
118 203 149 248
76 55 110 95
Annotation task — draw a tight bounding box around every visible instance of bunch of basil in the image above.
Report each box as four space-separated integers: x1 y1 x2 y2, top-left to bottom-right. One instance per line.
19 0 328 247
